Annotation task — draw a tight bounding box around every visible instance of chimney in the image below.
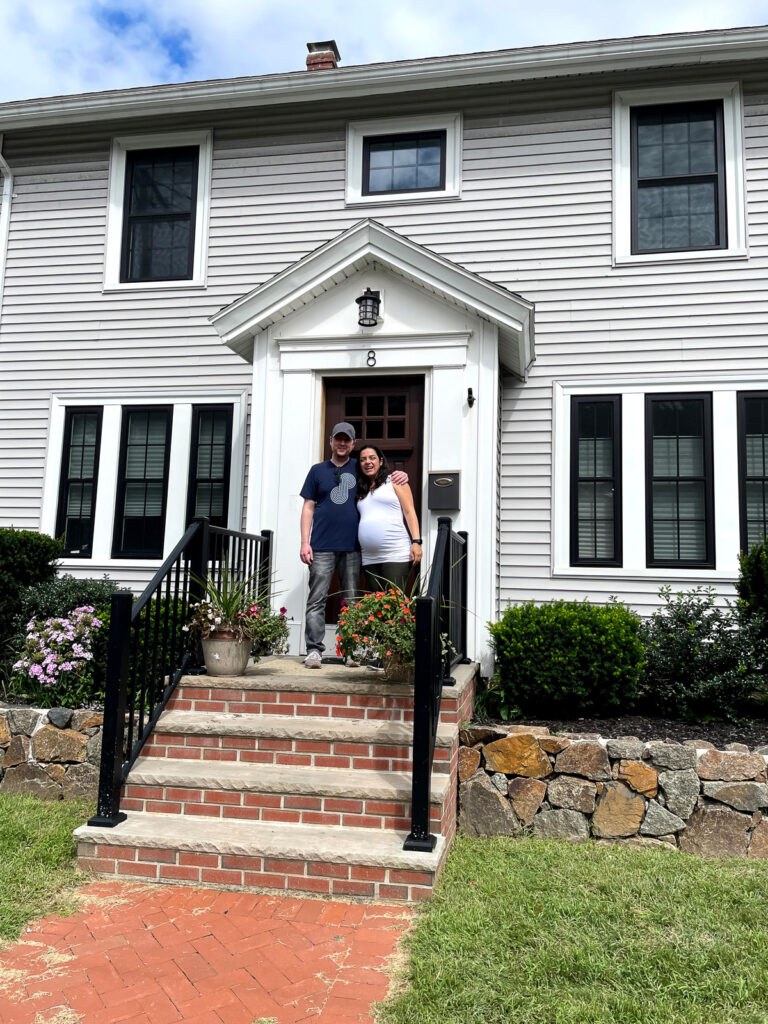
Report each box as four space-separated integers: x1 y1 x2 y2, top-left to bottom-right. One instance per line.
306 40 340 71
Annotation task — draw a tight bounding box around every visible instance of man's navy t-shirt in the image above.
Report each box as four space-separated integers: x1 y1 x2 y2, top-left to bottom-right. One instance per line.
300 459 359 552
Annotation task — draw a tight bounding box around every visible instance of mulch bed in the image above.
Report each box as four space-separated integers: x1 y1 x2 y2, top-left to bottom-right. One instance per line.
480 714 768 750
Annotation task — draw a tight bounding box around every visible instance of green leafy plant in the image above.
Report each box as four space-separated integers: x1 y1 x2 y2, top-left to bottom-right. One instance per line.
640 585 767 721
485 598 645 717
336 587 416 666
737 537 768 647
0 528 63 677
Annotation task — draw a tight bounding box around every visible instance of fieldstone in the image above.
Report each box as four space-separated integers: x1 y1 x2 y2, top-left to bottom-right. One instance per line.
696 749 765 782
752 746 768 757
606 738 644 761
46 707 73 729
641 800 686 836
459 772 520 837
62 763 99 800
532 808 589 842
561 732 601 741
86 732 103 768
618 760 658 797
491 772 508 793
6 708 42 736
0 763 61 800
555 741 611 781
459 725 507 747
725 743 751 753
505 725 551 737
3 735 30 768
702 781 768 812
684 739 714 750
539 736 571 755
45 764 66 783
658 769 700 819
483 734 551 778
457 745 481 782
645 743 697 771
0 715 10 748
748 819 768 858
679 804 751 857
71 710 104 732
31 725 88 764
592 782 645 838
547 774 597 813
507 777 547 826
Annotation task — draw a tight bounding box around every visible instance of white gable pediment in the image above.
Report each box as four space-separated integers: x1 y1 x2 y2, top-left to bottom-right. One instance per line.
210 219 534 377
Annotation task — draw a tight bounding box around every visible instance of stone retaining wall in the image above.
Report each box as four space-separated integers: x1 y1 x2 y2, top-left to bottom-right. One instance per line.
0 705 102 801
458 726 768 857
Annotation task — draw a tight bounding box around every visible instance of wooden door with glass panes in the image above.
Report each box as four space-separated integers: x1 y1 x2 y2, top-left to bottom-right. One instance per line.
322 376 424 626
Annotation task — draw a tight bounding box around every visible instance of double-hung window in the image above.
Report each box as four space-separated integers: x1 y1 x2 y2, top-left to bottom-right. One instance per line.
105 131 212 289
113 407 173 558
570 396 622 566
738 392 768 550
186 405 233 528
645 394 714 568
55 408 102 557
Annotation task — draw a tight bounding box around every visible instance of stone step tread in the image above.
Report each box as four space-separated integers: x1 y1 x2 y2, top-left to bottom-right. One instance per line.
180 658 477 699
156 709 456 747
75 811 445 872
129 756 450 804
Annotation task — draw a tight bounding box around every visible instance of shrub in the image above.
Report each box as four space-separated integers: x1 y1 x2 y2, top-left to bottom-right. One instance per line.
639 586 767 721
737 538 768 645
12 606 104 707
0 528 62 651
484 599 645 718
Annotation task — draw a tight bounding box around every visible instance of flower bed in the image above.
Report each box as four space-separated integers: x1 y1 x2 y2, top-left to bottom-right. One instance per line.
458 725 768 857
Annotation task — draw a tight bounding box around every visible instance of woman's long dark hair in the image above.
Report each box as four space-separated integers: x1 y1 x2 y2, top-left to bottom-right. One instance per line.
356 445 389 501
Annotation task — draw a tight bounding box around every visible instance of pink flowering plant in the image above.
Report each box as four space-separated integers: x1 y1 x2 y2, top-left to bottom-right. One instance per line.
13 605 103 704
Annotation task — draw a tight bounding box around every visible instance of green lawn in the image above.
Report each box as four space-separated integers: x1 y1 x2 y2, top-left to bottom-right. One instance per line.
379 836 768 1024
0 794 92 941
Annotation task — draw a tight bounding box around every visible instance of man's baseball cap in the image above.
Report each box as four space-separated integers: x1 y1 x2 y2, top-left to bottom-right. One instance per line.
331 422 356 440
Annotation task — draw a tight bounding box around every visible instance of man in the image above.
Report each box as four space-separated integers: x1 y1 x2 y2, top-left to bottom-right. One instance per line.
300 422 406 668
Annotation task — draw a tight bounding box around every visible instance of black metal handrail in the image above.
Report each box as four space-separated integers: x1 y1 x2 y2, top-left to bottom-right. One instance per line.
89 517 272 827
404 516 468 852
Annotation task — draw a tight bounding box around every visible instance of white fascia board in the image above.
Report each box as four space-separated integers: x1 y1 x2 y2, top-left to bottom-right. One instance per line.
2 27 768 131
212 220 532 359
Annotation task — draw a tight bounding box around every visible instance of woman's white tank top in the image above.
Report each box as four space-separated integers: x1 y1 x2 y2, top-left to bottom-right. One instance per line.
357 477 411 565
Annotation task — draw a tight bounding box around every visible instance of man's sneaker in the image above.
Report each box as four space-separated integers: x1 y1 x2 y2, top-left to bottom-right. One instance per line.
304 650 322 669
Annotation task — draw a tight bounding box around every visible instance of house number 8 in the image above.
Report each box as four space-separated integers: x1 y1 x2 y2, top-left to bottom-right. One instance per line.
367 350 376 367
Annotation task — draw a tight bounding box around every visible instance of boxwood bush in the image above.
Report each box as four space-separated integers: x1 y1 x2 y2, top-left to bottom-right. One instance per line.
485 599 645 717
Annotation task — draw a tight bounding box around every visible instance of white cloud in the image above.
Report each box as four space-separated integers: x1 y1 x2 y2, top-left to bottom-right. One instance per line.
0 0 765 103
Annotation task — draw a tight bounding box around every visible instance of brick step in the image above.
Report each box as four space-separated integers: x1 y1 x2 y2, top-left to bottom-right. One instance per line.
146 711 457 773
168 658 477 726
75 812 446 902
123 757 455 836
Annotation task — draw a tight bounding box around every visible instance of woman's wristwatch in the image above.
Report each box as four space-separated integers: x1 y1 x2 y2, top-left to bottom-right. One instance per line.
411 538 423 545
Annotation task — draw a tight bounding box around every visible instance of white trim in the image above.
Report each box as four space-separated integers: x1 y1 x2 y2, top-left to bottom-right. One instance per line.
42 389 248 568
552 373 768 580
2 26 768 130
0 134 12 329
103 130 212 291
613 81 746 266
345 113 462 206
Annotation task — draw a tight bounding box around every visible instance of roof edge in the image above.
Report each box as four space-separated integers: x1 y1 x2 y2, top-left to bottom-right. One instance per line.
1 25 767 131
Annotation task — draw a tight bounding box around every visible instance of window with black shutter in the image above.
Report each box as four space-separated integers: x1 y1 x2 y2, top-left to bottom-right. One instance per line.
55 408 102 557
113 407 172 558
570 397 622 566
738 393 768 550
186 406 233 528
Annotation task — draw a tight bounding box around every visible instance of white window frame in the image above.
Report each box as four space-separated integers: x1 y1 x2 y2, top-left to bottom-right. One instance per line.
612 82 746 265
345 112 462 206
104 129 213 290
41 389 248 568
552 374 768 581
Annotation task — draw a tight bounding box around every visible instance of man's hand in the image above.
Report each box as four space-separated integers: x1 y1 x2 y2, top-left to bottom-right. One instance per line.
391 470 408 486
300 542 313 565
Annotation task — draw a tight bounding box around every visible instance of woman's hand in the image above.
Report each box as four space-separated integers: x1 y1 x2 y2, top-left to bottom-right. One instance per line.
410 541 422 564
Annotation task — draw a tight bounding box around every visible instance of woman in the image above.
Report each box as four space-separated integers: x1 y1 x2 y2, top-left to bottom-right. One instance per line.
356 445 422 592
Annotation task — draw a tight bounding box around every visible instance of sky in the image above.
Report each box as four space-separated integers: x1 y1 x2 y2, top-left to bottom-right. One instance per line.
1 0 768 104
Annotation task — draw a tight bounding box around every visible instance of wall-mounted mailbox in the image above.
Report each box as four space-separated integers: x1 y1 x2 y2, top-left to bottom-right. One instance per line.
428 472 460 511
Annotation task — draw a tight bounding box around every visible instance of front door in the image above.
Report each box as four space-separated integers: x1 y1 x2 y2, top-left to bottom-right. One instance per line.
323 375 425 623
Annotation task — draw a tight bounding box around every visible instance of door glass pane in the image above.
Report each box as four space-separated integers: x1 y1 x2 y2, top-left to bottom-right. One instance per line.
367 396 384 416
366 419 384 438
345 396 363 417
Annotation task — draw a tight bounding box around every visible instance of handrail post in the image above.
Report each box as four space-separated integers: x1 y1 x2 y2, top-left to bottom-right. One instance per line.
437 517 453 682
88 592 132 827
403 594 438 852
259 528 273 600
188 517 210 601
458 530 469 662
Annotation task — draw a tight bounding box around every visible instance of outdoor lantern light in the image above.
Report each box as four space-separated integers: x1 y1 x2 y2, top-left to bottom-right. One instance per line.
355 288 380 326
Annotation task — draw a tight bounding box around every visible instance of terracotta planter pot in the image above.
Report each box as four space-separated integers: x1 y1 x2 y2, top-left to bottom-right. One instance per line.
201 635 251 677
382 653 414 683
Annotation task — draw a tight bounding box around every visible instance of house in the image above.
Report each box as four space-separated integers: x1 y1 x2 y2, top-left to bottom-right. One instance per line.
1 27 767 674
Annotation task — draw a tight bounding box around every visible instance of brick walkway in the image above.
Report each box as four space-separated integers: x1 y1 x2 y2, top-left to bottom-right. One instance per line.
0 882 412 1024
